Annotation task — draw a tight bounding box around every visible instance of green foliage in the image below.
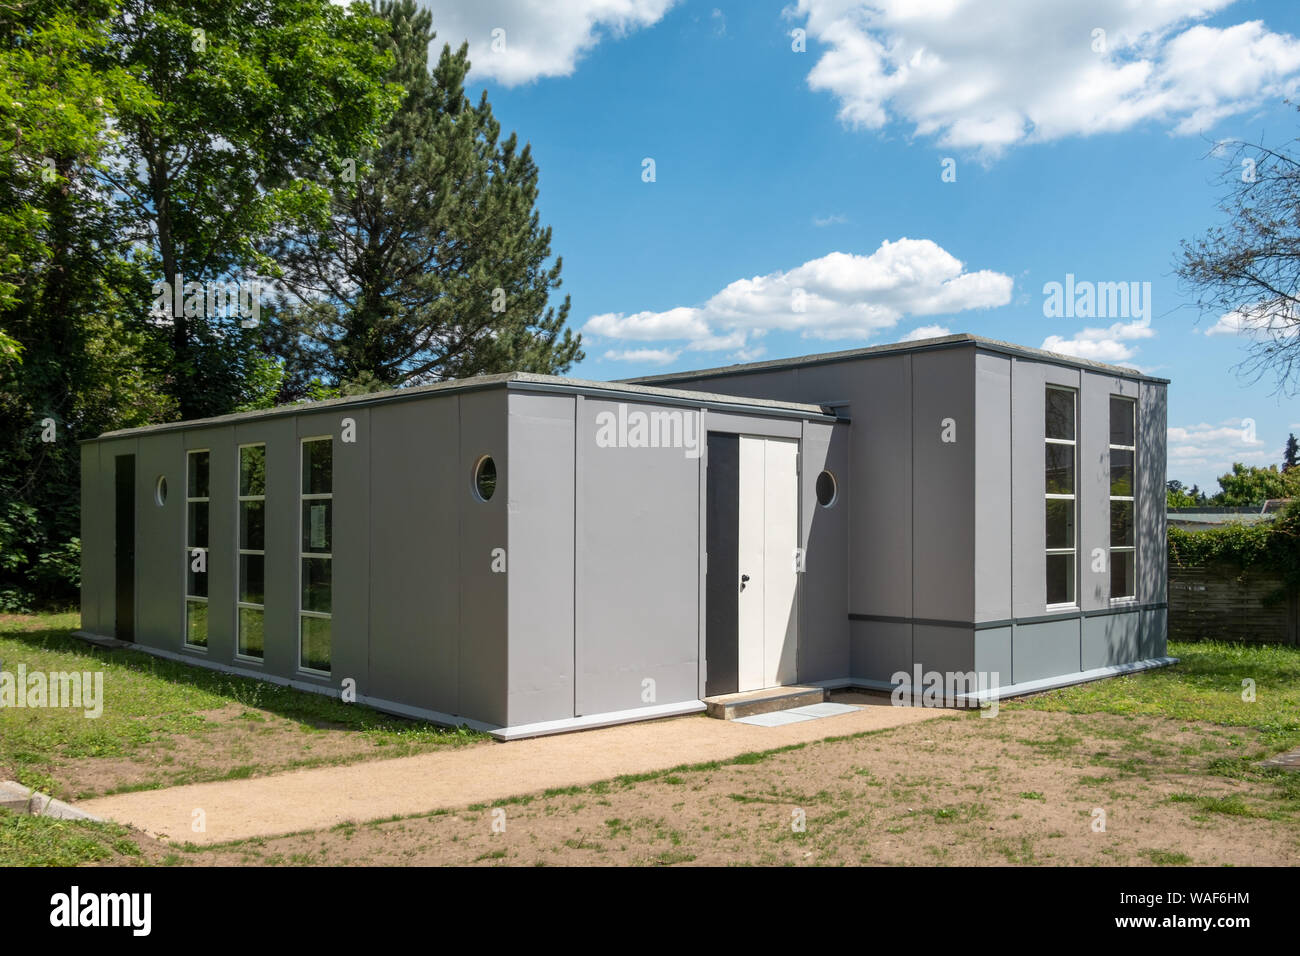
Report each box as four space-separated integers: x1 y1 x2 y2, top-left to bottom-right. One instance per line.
1166 479 1207 508
1213 462 1300 506
103 0 404 418
1168 501 1300 608
270 0 581 394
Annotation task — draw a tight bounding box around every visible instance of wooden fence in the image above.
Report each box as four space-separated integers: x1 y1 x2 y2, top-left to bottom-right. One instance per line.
1168 563 1299 645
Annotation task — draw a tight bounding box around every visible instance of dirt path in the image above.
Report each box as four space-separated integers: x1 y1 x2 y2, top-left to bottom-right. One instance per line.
78 693 946 845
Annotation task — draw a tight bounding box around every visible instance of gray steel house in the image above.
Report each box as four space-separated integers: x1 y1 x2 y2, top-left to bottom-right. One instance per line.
77 334 1171 738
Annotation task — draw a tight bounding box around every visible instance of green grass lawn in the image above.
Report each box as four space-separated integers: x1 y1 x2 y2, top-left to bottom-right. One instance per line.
1007 640 1300 751
0 613 487 801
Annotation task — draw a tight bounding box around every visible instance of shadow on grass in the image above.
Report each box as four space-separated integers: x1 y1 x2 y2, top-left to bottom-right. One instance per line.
0 616 485 742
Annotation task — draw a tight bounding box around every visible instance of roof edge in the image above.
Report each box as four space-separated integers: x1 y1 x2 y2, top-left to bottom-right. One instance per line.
621 333 1171 386
88 370 838 442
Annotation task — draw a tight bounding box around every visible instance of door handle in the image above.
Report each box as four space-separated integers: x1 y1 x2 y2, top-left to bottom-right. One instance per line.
740 573 750 591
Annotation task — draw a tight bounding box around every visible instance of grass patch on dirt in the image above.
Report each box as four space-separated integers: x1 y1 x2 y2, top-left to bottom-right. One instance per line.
0 613 488 800
0 808 146 866
151 707 1300 867
1008 641 1300 750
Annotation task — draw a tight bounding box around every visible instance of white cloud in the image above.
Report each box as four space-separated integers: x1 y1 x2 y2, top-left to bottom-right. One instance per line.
789 0 1300 156
813 213 848 226
582 238 1012 352
1167 419 1273 481
603 347 680 364
1205 301 1300 337
416 0 677 85
900 324 950 341
1041 319 1155 363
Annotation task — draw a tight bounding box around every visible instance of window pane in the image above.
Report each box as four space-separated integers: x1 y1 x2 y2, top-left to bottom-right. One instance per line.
241 500 265 550
302 440 332 495
240 445 266 497
1045 389 1075 441
1046 554 1075 605
1109 397 1135 447
187 551 208 597
188 451 209 498
240 553 265 605
301 616 331 672
1111 500 1134 547
1046 499 1075 549
187 500 209 549
302 499 333 553
1045 444 1075 494
1110 551 1135 600
302 557 332 613
186 599 208 647
238 607 264 659
1110 449 1134 496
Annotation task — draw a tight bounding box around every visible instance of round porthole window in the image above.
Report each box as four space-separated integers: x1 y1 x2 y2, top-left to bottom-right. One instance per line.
473 455 497 502
815 470 837 508
155 475 168 506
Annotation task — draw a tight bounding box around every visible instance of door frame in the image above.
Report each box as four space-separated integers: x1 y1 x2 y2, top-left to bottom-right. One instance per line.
702 424 803 697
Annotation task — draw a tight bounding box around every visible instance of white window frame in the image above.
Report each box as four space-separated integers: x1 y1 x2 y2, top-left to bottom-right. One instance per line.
1045 387 1078 610
298 436 333 676
184 448 210 650
1109 397 1138 603
236 443 267 662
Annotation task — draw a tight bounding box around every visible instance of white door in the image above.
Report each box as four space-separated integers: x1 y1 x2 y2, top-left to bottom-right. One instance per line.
736 436 799 692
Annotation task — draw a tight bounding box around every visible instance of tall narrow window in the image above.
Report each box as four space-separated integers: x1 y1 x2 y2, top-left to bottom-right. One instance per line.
299 438 332 674
185 450 210 647
238 444 266 659
1109 397 1137 600
1045 387 1076 607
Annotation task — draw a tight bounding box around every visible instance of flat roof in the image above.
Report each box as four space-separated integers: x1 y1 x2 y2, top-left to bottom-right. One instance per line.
91 371 839 441
621 333 1171 386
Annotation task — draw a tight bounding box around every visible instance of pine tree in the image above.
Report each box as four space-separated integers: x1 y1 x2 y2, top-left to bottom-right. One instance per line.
1285 433 1299 472
269 0 582 394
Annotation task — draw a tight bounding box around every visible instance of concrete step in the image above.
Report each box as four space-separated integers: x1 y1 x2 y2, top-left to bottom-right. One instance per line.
703 685 827 720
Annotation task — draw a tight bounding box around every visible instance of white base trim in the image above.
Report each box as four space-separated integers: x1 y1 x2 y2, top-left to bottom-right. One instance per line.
493 701 707 741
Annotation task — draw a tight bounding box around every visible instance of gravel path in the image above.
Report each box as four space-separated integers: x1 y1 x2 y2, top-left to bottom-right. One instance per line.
77 693 948 845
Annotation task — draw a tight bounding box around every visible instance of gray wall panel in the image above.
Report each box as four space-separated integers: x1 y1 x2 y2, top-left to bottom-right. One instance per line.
366 398 460 712
1012 618 1080 683
1139 383 1168 607
975 352 1012 622
506 392 576 725
575 398 700 716
457 390 509 725
134 432 184 651
1142 606 1168 659
850 619 911 684
913 624 975 675
79 442 104 635
974 627 1012 689
1082 611 1141 670
798 420 850 682
912 349 975 622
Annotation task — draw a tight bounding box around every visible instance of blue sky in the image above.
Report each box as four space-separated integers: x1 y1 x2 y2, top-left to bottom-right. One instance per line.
417 0 1300 492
